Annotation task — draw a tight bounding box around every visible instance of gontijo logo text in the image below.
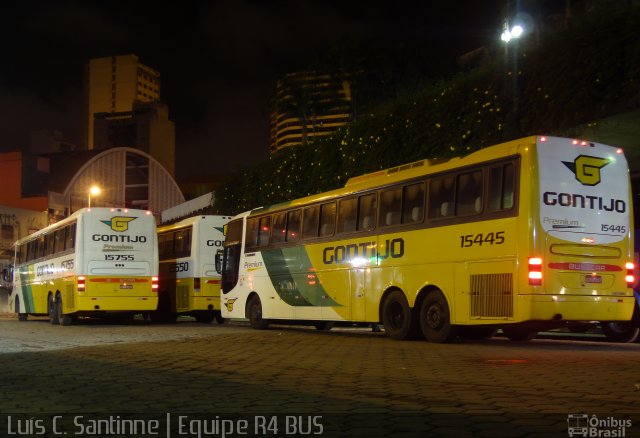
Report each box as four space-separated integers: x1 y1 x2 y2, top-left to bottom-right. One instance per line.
562 155 610 186
543 154 625 213
93 216 147 243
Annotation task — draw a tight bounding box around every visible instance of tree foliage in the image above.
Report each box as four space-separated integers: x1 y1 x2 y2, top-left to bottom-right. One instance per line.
215 5 640 215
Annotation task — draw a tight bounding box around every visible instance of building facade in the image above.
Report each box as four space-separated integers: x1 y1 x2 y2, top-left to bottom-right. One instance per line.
85 54 161 150
269 71 353 155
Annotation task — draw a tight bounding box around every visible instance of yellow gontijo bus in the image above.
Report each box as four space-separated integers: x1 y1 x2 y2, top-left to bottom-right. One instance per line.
154 215 232 323
8 207 159 325
218 136 636 342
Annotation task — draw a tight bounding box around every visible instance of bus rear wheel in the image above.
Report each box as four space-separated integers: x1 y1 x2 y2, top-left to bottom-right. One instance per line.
419 290 458 343
49 294 59 325
381 290 413 340
601 322 640 343
56 295 73 326
458 326 497 340
502 326 537 342
247 295 269 330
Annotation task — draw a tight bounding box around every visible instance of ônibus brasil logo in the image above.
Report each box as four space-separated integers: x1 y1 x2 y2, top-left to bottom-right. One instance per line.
100 216 137 232
562 155 610 186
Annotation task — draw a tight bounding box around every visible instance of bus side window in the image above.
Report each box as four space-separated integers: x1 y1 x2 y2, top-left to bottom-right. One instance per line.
428 176 455 219
17 243 25 265
489 163 515 211
287 210 301 242
37 235 46 260
271 212 287 244
158 232 173 259
27 240 37 262
402 182 425 223
45 233 55 257
174 228 192 258
258 216 271 246
503 163 515 209
358 194 377 231
456 170 483 215
66 224 76 251
338 198 357 234
302 206 320 239
319 203 336 237
246 218 259 249
54 229 65 254
380 187 402 226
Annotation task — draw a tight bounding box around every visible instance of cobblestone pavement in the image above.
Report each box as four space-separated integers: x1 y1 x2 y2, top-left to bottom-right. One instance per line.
0 315 639 438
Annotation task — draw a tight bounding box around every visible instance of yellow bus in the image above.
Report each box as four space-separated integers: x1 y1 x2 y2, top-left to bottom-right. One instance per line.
218 136 636 342
154 215 231 323
8 207 159 325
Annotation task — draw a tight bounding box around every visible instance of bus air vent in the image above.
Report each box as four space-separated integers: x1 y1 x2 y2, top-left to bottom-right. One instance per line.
177 285 190 309
470 273 514 318
66 285 75 308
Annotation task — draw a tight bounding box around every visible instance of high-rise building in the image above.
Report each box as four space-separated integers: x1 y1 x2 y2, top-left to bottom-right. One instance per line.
269 71 353 155
84 54 175 176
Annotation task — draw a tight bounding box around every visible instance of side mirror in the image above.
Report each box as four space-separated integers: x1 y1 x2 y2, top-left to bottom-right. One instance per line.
2 269 8 282
215 250 223 274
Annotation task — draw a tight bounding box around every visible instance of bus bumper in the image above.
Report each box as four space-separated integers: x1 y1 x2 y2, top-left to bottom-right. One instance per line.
75 296 159 312
523 294 635 322
191 295 220 311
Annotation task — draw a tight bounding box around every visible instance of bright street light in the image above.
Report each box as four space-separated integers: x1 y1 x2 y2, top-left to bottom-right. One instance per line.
88 186 101 209
501 22 525 43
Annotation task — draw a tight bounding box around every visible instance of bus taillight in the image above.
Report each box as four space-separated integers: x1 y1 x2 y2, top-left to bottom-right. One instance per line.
78 276 86 291
528 257 543 286
625 262 634 287
194 277 201 291
152 276 159 291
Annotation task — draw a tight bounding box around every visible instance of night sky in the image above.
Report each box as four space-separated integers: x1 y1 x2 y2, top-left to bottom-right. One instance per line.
1 1 510 181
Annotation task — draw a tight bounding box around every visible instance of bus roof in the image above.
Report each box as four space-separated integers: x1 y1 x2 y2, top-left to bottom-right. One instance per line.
246 135 538 218
13 207 154 245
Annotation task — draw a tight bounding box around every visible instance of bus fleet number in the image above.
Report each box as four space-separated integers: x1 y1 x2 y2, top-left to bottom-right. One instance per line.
601 224 626 233
105 254 134 261
170 262 189 273
460 231 505 248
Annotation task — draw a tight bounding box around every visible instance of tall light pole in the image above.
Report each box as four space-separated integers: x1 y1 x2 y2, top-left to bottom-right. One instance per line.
88 186 101 209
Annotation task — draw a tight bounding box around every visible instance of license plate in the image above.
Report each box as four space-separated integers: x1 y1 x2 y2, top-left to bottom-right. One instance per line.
120 284 133 289
585 276 602 284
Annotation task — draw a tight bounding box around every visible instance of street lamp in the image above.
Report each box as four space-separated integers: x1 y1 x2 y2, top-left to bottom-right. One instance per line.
501 22 525 43
88 186 101 209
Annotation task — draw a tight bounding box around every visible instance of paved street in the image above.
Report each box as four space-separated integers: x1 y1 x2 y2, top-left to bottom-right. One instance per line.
0 315 638 438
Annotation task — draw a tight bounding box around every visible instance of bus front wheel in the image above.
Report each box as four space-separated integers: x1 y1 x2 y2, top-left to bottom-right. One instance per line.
247 295 269 330
419 290 458 343
381 290 413 340
15 297 27 321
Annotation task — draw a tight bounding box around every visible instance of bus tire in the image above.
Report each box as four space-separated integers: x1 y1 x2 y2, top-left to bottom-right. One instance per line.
314 321 334 331
49 294 59 325
601 322 640 343
247 295 269 330
458 326 498 340
502 326 537 342
381 290 413 340
214 311 226 324
15 297 28 321
419 290 458 343
195 312 215 324
56 295 73 326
